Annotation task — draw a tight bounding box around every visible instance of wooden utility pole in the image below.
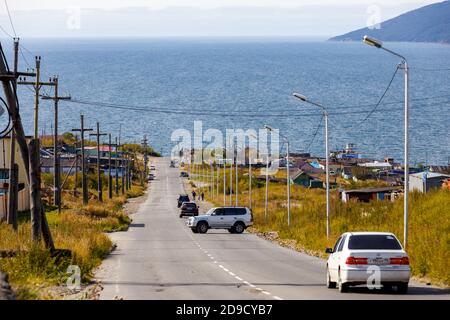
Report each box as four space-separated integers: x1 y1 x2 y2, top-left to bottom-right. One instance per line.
121 152 125 195
72 115 92 205
0 41 54 249
7 38 20 230
42 77 71 212
89 122 107 202
142 135 148 184
108 134 118 199
115 137 119 195
73 135 79 196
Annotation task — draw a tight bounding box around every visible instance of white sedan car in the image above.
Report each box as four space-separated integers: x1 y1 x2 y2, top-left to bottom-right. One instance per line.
326 232 410 293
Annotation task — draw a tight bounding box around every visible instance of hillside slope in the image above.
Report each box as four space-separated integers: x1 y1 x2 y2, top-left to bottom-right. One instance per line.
330 1 450 43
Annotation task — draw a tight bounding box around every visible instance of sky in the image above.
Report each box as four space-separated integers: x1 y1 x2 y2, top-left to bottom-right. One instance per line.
0 0 443 37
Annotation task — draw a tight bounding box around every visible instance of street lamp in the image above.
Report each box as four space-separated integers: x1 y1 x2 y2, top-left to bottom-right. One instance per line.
293 93 330 239
234 144 243 207
264 125 291 227
363 35 410 248
248 133 258 211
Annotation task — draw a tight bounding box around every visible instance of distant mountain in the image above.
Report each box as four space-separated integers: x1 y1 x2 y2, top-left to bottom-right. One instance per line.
330 1 450 43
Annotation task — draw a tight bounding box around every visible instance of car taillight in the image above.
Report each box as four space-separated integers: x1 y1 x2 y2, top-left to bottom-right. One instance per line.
346 257 368 265
390 257 409 265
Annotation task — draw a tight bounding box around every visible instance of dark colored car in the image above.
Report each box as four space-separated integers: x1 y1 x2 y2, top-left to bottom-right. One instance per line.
180 202 199 217
180 171 189 178
177 194 190 208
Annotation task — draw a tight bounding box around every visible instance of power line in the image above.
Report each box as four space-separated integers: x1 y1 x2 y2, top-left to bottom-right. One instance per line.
306 114 324 152
357 65 400 125
64 94 450 118
0 23 13 38
3 0 16 38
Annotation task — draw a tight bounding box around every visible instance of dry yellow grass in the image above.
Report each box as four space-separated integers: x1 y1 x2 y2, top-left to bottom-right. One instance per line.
189 166 450 286
0 183 145 299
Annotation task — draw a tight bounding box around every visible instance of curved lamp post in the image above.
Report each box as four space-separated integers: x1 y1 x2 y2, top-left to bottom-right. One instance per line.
293 93 330 239
363 35 410 248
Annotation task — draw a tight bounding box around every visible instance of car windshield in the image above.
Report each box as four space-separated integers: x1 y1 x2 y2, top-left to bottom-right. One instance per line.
348 235 402 250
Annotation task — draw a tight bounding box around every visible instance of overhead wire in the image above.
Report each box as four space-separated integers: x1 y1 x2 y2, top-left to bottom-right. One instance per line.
355 64 400 126
3 0 16 38
305 114 324 152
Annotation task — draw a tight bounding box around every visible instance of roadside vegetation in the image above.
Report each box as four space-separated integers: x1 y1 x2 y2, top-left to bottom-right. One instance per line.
187 165 450 287
0 169 146 299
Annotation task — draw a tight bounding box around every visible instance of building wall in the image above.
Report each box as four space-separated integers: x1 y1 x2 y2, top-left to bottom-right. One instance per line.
409 175 424 193
0 137 31 187
0 137 32 219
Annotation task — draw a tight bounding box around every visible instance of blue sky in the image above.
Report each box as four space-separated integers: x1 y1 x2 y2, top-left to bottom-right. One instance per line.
0 0 443 37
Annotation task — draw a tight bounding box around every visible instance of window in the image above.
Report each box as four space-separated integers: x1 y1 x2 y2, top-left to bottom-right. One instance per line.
348 235 402 250
225 208 247 216
337 235 347 252
0 169 9 180
213 208 226 216
332 237 342 253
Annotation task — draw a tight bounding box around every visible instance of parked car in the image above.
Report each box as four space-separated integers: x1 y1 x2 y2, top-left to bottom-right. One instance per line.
177 194 190 208
147 173 155 181
170 161 176 168
325 232 410 293
186 207 253 234
180 171 189 178
150 165 156 171
179 202 199 217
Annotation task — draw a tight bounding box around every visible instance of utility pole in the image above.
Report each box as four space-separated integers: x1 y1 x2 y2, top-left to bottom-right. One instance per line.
142 135 148 183
89 122 107 202
7 38 20 230
42 76 71 213
72 115 93 205
74 135 79 196
115 137 119 195
0 41 54 249
121 152 126 195
108 134 117 199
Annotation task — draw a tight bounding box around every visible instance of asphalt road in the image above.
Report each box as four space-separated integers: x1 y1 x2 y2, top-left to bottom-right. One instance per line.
96 158 450 300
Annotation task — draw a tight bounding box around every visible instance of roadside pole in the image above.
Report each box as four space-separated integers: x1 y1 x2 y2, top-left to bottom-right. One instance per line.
72 115 93 205
42 76 71 213
89 122 107 202
7 38 20 230
115 137 119 195
265 154 269 222
0 43 54 249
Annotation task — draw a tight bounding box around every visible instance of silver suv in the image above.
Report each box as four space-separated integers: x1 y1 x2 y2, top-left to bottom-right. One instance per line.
186 207 253 234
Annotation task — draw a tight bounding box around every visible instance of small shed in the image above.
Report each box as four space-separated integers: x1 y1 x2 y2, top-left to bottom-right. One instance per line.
340 187 401 203
292 171 323 188
409 172 450 193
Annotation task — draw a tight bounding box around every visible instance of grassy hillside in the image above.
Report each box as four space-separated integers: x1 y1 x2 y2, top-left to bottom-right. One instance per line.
189 165 450 286
0 184 145 299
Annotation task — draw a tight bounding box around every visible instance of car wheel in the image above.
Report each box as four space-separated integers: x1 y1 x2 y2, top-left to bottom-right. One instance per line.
338 270 349 293
228 228 235 234
197 222 208 234
233 222 245 234
191 228 198 234
179 214 183 218
326 266 336 289
396 283 408 294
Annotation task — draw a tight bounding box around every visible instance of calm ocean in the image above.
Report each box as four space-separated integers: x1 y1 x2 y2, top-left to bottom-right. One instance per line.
7 38 450 164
